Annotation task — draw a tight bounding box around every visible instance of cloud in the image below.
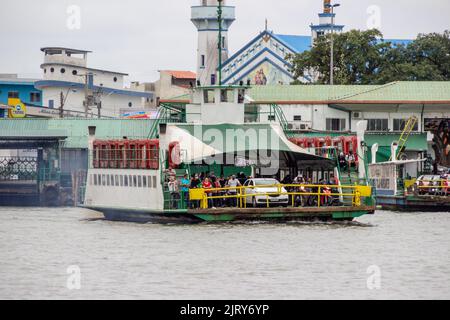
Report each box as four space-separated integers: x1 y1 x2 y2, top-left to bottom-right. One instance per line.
0 0 448 83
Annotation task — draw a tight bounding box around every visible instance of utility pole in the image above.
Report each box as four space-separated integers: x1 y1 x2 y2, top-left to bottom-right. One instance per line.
97 101 102 119
330 8 334 85
327 2 340 85
59 91 64 119
217 0 223 86
84 73 89 118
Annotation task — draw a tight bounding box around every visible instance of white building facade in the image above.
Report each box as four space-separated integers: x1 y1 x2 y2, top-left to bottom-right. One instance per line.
35 47 152 118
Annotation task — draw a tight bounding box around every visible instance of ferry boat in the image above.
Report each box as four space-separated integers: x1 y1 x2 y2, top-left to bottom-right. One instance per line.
369 142 450 211
82 85 376 223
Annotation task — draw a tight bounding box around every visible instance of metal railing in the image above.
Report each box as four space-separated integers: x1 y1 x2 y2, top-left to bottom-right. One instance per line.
411 179 450 196
163 183 373 210
0 157 37 181
91 148 160 170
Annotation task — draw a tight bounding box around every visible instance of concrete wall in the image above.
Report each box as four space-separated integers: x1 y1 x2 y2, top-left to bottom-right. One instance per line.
154 72 193 103
42 87 144 118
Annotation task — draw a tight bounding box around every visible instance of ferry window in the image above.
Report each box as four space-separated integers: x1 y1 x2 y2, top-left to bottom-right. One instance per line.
48 100 54 109
30 92 41 103
61 68 66 74
152 176 157 189
293 115 302 121
50 67 55 73
111 175 115 186
148 176 152 188
393 119 419 132
138 176 142 188
72 70 78 76
107 175 111 186
143 176 147 188
367 119 388 132
119 175 123 187
129 175 133 187
268 115 275 121
203 89 215 103
124 175 128 187
115 175 119 186
133 176 137 187
102 175 106 186
114 77 118 82
220 89 234 103
94 174 98 186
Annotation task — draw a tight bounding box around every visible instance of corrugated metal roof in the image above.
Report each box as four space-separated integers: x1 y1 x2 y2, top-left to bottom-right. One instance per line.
247 85 375 103
0 119 155 149
247 82 450 104
339 82 450 102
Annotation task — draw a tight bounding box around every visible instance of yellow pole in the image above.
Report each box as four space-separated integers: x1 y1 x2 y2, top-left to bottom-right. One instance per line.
318 186 321 208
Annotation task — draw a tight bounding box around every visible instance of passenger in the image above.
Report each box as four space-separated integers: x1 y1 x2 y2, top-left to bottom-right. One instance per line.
218 176 227 207
346 151 356 169
238 172 247 186
168 176 180 209
164 166 177 180
322 179 332 206
202 177 214 209
180 174 190 209
338 152 347 170
211 176 222 208
418 180 425 195
190 174 202 209
443 175 449 196
227 175 242 208
293 175 305 207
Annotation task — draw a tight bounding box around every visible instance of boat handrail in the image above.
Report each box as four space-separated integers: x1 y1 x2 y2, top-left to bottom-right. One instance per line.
163 183 373 210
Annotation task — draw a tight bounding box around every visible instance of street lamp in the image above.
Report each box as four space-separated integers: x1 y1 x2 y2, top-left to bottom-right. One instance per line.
325 2 340 85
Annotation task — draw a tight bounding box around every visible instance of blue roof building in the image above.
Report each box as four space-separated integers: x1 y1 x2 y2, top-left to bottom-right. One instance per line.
0 75 42 118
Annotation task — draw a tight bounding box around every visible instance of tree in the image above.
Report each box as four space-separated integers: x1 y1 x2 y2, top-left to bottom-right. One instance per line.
288 29 450 85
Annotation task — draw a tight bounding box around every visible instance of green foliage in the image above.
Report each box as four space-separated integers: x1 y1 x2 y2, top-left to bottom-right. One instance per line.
288 29 450 85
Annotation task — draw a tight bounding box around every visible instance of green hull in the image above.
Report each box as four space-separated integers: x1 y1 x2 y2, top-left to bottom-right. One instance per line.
83 205 375 224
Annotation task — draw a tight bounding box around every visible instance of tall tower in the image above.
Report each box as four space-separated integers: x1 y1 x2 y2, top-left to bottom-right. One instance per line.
310 0 344 42
191 0 235 86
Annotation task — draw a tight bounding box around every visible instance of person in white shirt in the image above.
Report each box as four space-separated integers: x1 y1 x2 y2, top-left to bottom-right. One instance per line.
168 176 180 209
226 175 241 207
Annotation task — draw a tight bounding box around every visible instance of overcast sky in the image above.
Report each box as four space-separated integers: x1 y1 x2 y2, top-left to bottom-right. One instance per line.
0 0 449 83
